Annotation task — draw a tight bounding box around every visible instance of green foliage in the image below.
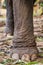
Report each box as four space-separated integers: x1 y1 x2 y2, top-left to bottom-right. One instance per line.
36 37 43 42
40 2 43 7
39 53 43 57
0 59 43 65
26 61 38 65
0 59 39 65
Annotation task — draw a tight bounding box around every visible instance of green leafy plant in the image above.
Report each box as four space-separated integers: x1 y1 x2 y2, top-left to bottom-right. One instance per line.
26 61 38 65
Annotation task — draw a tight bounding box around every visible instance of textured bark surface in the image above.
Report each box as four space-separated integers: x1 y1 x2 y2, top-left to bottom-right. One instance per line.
13 0 36 47
12 0 38 58
5 0 36 35
5 0 14 35
5 0 38 60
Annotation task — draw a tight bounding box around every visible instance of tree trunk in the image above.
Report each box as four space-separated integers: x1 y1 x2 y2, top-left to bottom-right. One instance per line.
5 0 14 35
12 0 38 61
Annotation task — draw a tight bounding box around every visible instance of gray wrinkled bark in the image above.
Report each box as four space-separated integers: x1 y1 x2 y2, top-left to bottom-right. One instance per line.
13 0 36 47
12 0 38 55
5 0 35 35
5 0 14 35
5 0 38 60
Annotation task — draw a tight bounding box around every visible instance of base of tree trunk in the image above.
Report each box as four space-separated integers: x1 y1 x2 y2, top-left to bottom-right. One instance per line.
12 46 38 62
